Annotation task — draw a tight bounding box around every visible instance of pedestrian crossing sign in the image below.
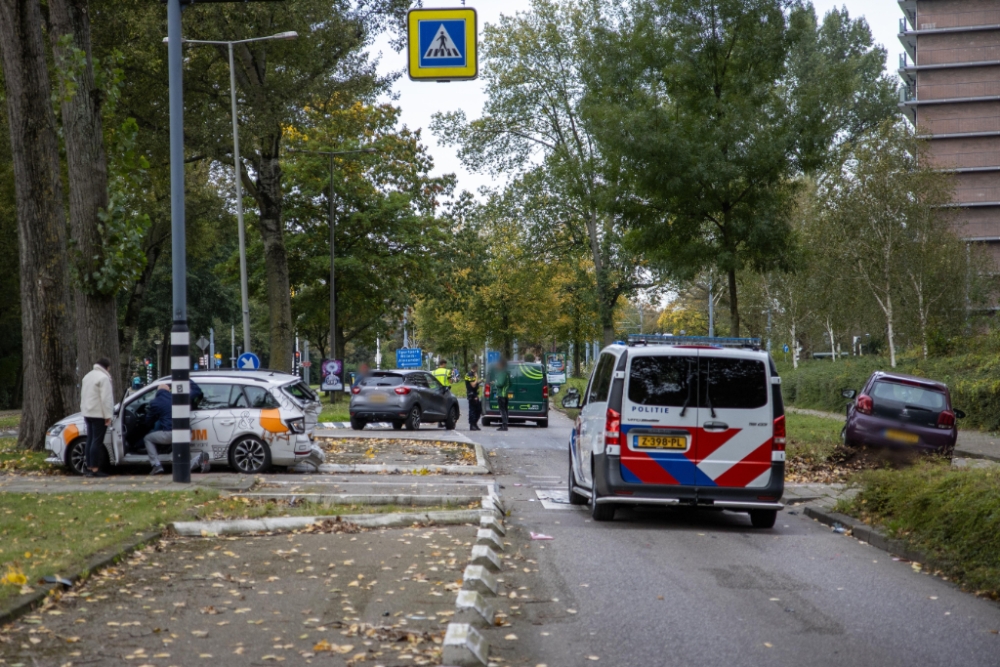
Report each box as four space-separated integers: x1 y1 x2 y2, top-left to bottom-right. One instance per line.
408 7 478 81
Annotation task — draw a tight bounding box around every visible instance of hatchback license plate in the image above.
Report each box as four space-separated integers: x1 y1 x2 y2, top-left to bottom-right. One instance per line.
885 429 918 444
370 393 388 403
635 435 687 450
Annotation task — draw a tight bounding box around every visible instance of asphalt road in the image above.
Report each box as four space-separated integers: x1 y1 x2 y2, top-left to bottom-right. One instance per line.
454 399 1000 667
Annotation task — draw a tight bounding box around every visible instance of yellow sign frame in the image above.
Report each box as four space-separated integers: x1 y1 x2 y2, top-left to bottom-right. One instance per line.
407 7 478 81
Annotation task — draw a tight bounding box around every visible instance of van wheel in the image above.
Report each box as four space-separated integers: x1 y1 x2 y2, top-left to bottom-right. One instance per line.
444 406 459 430
537 419 548 428
405 406 422 431
229 436 272 474
589 464 615 521
749 510 777 529
568 451 587 505
482 418 494 427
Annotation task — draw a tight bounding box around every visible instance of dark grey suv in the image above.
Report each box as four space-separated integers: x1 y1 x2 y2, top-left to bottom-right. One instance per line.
349 370 460 431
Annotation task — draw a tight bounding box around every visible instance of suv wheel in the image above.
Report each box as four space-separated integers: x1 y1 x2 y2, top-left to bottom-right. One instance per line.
568 451 587 505
589 463 615 521
392 421 404 431
749 509 777 529
350 417 366 431
444 405 459 430
229 436 272 474
405 406 422 431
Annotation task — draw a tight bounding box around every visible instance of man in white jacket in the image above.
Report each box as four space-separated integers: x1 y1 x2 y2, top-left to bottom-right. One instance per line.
80 358 114 478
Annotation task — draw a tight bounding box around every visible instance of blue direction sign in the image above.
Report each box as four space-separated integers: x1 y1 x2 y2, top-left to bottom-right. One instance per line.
396 347 423 369
237 352 260 371
408 7 478 81
487 350 500 365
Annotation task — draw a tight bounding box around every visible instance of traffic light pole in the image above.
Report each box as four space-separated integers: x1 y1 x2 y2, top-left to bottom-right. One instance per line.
167 0 191 483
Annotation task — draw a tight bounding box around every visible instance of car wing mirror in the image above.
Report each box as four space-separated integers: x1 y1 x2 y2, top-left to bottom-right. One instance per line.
561 395 581 409
841 389 857 399
954 409 966 419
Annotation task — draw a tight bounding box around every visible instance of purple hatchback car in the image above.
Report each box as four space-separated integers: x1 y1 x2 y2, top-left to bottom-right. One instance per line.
842 372 965 456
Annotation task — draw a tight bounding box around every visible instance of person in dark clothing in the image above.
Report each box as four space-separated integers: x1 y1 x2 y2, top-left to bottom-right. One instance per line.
464 363 482 431
144 381 209 475
492 359 511 431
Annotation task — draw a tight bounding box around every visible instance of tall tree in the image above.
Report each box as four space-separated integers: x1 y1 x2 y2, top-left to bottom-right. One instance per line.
432 0 651 346
0 0 78 450
583 0 898 336
48 0 121 385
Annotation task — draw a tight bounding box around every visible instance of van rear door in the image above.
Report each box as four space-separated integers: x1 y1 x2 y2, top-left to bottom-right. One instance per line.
619 353 701 486
696 351 773 488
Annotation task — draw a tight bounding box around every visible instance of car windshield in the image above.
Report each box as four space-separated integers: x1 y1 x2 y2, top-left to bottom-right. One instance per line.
283 381 317 402
871 381 945 410
362 374 403 387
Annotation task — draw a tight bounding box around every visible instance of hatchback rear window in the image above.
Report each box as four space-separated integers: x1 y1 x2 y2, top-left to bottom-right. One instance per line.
872 381 945 410
628 356 696 407
702 357 768 409
362 375 403 387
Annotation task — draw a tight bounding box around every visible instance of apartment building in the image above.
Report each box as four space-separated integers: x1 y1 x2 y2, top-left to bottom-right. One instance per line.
898 0 1000 255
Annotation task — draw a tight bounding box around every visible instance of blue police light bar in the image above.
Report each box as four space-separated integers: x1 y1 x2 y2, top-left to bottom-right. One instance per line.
626 334 762 349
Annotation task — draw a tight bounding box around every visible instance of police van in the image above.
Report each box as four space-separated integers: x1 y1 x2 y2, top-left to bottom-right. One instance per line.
564 335 785 527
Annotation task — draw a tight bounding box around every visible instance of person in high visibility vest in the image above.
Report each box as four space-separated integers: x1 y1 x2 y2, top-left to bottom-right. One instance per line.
432 359 452 391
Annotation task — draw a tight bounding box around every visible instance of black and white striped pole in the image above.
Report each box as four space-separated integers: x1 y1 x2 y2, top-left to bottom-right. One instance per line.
166 0 191 483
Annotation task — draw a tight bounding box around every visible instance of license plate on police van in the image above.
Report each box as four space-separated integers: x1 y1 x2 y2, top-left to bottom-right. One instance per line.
635 435 687 450
885 429 918 444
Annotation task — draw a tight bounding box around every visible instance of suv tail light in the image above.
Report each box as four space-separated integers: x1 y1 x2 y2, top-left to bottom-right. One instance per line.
772 415 786 451
351 386 361 395
857 394 873 415
605 408 622 454
543 384 549 399
394 386 411 395
484 384 491 398
937 410 956 429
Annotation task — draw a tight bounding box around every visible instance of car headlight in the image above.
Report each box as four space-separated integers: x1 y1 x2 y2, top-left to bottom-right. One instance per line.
286 417 305 434
46 424 65 437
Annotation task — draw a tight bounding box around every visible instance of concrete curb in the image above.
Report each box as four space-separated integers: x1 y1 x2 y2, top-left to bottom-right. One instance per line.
233 492 484 507
170 508 491 537
442 622 489 666
0 530 161 627
291 444 489 476
803 506 934 565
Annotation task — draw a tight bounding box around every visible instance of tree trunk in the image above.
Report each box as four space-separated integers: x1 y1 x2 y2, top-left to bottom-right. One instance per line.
728 267 740 338
0 0 79 450
48 0 120 387
253 132 293 373
118 217 168 387
790 321 798 369
826 318 836 363
916 282 929 359
885 290 897 369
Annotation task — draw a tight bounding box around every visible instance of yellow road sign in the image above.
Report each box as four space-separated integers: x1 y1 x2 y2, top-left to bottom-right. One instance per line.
408 7 478 81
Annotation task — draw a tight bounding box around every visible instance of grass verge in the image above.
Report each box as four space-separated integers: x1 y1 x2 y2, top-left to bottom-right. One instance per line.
0 438 51 474
0 490 219 604
318 406 352 423
197 496 479 521
836 462 1000 598
786 412 842 466
0 413 20 431
551 377 588 421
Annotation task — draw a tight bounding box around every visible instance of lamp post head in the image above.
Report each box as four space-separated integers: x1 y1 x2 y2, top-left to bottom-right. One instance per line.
273 31 298 40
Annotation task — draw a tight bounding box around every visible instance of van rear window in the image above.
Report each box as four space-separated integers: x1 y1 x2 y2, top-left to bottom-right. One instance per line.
702 357 767 409
628 356 696 407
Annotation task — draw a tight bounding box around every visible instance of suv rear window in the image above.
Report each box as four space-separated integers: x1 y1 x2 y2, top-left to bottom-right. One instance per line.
702 357 768 409
872 381 945 410
628 356 696 407
361 375 403 387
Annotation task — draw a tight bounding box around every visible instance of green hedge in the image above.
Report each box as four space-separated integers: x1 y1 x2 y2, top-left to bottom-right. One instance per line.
781 351 1000 431
839 463 1000 598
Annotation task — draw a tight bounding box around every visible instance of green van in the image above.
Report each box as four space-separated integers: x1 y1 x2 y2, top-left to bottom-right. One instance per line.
484 362 549 428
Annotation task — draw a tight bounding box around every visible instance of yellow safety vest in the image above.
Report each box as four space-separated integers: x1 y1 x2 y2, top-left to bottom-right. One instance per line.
432 367 451 389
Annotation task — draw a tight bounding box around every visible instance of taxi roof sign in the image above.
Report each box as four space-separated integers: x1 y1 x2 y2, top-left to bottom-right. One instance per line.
408 7 478 82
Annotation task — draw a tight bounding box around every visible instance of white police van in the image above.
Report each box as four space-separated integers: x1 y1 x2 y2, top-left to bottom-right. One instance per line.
565 335 785 527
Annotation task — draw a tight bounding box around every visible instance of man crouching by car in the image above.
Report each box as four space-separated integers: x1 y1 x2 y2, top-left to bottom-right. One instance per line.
145 382 211 475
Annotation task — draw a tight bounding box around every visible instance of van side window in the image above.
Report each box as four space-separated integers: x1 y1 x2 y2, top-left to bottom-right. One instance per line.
701 357 767 409
589 353 615 403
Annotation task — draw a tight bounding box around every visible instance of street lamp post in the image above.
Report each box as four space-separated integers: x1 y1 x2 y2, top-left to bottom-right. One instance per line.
167 31 298 354
288 148 376 377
